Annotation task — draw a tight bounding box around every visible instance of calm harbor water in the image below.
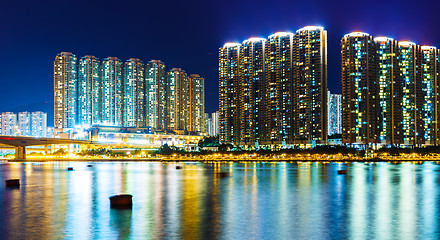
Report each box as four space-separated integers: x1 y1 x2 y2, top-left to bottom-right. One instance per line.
0 161 439 239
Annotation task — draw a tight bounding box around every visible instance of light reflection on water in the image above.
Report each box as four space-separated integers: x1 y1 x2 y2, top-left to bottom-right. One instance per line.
0 161 439 239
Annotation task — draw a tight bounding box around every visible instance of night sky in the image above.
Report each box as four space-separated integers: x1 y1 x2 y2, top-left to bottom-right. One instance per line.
1 0 439 126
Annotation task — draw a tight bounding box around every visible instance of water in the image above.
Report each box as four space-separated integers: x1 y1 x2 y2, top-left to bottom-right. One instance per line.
0 161 439 240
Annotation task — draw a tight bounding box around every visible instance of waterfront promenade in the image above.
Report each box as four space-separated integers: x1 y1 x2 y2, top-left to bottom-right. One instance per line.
3 153 440 162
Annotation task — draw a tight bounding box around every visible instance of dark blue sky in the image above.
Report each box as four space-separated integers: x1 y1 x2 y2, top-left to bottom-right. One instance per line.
0 0 439 125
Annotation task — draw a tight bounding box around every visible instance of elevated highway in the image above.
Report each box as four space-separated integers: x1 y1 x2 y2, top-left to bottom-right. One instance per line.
0 135 94 160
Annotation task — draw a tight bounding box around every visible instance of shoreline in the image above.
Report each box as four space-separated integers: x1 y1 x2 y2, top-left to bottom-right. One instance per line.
3 157 440 163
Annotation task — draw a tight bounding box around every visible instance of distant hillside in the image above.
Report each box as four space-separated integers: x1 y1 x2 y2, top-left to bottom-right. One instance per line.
4 102 54 126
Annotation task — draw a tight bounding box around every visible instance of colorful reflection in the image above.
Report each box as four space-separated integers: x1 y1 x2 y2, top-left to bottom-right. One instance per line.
0 161 439 239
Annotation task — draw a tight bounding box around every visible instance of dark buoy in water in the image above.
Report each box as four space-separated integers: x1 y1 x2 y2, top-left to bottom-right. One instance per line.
216 172 230 177
87 165 93 167
176 165 182 169
5 179 20 188
110 194 133 209
338 170 347 175
67 167 74 171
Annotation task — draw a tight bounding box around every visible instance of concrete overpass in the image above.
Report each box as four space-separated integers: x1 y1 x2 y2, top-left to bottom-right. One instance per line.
0 135 94 160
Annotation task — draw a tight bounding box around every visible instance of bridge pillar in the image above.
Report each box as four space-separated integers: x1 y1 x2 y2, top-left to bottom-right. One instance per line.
15 146 26 160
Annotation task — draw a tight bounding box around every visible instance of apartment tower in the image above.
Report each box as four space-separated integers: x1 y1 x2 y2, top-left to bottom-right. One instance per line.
264 32 293 146
189 74 205 132
219 42 241 145
293 26 328 144
78 55 101 126
101 57 123 126
146 60 167 130
123 58 145 127
54 52 77 129
240 37 266 147
341 32 377 145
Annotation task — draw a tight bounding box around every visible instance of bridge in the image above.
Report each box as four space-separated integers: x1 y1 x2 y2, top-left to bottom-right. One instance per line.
0 135 94 160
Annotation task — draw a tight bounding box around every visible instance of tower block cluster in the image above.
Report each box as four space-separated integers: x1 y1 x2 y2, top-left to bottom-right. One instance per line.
54 53 205 134
219 26 328 149
341 32 440 147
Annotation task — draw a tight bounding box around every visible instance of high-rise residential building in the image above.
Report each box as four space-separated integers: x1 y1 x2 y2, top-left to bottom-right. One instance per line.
123 58 145 127
1 112 17 136
341 31 440 147
219 26 328 148
101 57 123 126
328 91 342 136
375 37 402 145
212 111 219 136
189 74 205 132
399 42 424 146
421 46 439 145
239 37 265 147
205 112 220 136
18 112 31 136
293 26 328 145
54 52 77 129
46 127 54 138
146 60 167 130
1 112 47 137
166 68 189 131
204 113 212 135
31 112 47 137
341 32 377 145
53 52 205 134
265 32 293 146
219 42 241 145
78 55 101 126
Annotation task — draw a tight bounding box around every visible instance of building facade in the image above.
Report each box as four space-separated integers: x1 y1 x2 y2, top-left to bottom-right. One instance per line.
78 55 101 126
123 58 145 128
219 26 328 148
341 32 440 147
166 68 189 131
53 53 205 135
31 112 47 137
146 60 167 130
54 52 77 129
211 111 219 136
292 26 328 145
101 57 123 126
264 32 293 146
399 42 424 146
204 113 212 135
18 112 31 136
328 91 341 136
341 32 377 145
1 112 47 137
1 112 17 136
189 74 205 132
239 38 265 146
375 37 402 145
421 46 439 145
219 43 241 145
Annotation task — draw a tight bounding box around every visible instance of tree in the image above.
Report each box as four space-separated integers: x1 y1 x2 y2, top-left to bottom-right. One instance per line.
158 143 173 155
218 143 233 152
198 136 219 148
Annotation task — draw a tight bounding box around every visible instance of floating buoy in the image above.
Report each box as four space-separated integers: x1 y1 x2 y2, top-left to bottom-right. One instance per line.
216 172 230 177
338 170 347 175
5 179 20 187
176 165 182 169
67 167 74 171
109 194 133 208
